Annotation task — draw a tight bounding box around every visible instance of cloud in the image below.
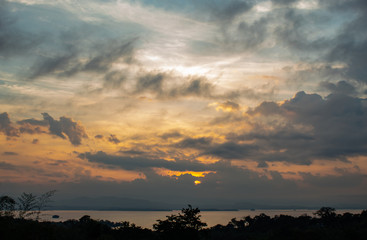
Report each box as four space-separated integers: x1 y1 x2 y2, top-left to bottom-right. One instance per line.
272 0 367 83
17 113 88 146
203 90 367 165
215 101 240 112
108 134 120 144
247 101 281 115
133 71 262 100
2 151 18 156
0 161 17 170
325 4 367 83
41 113 88 146
159 130 182 140
204 142 258 160
271 0 298 5
320 80 357 95
103 70 127 89
210 0 254 23
242 91 367 164
79 151 214 172
0 0 41 57
169 78 214 98
28 39 136 80
134 72 215 99
94 134 104 139
0 112 19 137
17 118 47 135
175 137 213 149
219 16 269 52
135 72 165 95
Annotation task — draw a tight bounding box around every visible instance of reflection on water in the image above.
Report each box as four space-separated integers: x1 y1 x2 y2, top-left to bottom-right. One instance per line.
41 209 363 229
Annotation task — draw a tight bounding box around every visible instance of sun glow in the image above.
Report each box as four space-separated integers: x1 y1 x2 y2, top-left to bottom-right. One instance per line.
154 168 214 178
194 180 201 185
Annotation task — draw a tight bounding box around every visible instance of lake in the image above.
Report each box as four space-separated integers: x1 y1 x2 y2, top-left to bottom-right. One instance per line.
41 209 364 229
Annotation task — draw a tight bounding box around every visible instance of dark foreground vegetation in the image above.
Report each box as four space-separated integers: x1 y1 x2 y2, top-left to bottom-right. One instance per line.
1 194 367 240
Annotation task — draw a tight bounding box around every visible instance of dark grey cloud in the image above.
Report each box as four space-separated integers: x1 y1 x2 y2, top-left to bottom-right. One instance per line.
175 137 213 149
210 0 254 23
41 113 66 139
327 34 367 83
58 116 88 146
0 112 19 137
0 0 41 57
119 150 147 156
17 118 47 135
133 0 254 23
28 39 135 80
322 1 367 83
168 78 214 98
247 101 281 115
94 134 104 139
204 142 258 160
28 47 79 79
320 80 357 95
271 0 298 5
274 9 331 53
0 161 17 170
2 151 18 156
135 72 164 95
41 113 88 146
17 118 48 126
220 16 269 52
241 91 367 164
16 113 88 146
134 72 260 100
83 40 135 72
273 0 367 83
79 151 214 172
108 134 120 144
204 90 367 165
134 72 216 99
159 130 182 140
103 70 127 89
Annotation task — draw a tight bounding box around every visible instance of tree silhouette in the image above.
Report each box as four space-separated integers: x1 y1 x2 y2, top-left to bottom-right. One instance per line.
35 190 56 220
314 207 336 219
16 190 56 219
0 196 16 217
17 192 38 219
153 205 207 240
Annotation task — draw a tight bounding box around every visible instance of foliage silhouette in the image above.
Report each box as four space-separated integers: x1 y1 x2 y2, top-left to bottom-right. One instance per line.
35 190 57 220
153 204 207 240
314 206 336 218
17 192 38 219
0 195 16 217
16 190 56 219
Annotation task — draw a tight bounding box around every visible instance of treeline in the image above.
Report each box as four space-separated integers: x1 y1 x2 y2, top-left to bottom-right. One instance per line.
1 194 367 240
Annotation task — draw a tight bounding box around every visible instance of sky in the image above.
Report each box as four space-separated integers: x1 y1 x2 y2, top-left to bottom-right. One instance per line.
1 0 367 209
